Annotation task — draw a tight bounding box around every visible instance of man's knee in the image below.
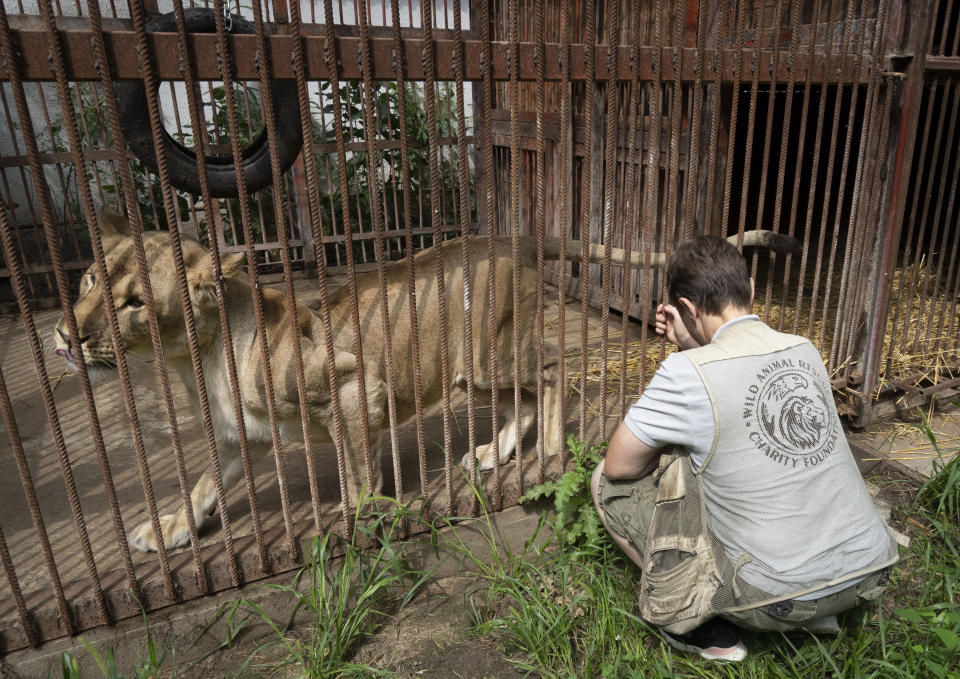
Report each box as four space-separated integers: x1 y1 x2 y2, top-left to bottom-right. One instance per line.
591 459 606 512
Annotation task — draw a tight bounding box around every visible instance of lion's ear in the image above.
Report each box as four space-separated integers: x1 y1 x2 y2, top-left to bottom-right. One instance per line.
219 252 247 280
97 210 131 239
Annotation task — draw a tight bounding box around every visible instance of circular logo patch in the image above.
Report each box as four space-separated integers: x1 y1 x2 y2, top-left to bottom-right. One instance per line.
743 359 838 469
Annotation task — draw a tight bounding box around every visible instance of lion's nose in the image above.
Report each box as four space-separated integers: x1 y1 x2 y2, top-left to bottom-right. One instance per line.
57 327 89 345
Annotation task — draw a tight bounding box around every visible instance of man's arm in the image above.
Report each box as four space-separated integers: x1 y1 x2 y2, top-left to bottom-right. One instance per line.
603 422 662 480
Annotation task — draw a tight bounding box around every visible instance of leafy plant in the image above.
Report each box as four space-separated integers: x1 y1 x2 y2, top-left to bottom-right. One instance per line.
520 436 609 551
888 604 960 678
312 80 472 263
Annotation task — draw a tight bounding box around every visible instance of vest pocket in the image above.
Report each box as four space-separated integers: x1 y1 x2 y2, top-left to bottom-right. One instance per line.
639 456 721 633
640 533 718 627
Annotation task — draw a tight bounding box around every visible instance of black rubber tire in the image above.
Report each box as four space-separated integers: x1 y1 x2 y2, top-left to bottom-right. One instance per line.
115 8 302 198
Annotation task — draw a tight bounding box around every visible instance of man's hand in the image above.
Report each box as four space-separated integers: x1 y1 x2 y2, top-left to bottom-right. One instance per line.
656 303 700 350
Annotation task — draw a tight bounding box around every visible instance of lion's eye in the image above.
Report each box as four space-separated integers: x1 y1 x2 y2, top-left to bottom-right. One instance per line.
123 297 145 310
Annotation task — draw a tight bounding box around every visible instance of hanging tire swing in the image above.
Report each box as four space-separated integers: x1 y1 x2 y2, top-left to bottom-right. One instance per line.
115 8 302 198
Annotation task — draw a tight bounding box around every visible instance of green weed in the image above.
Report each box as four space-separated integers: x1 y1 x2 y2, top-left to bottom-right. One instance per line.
56 607 177 679
466 436 960 678
520 435 609 552
225 494 438 678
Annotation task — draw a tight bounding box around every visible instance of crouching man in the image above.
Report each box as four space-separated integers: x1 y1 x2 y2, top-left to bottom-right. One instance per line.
592 236 898 661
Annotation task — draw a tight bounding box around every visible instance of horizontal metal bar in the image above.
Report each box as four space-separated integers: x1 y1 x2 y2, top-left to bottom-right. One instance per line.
0 149 134 168
0 259 92 277
0 140 472 168
2 27 871 83
924 56 960 72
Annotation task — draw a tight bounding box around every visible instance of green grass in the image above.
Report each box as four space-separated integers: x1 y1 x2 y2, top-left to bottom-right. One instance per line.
461 433 960 679
222 495 439 678
56 425 959 678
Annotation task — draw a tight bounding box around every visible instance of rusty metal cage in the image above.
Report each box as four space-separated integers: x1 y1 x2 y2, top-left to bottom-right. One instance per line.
0 0 955 653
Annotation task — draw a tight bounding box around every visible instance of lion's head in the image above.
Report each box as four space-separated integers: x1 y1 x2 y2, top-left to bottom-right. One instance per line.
53 211 245 375
779 396 827 451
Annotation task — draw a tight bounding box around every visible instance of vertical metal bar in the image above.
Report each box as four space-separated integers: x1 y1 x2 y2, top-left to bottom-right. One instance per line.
721 0 749 238
287 0 357 532
619 1 645 416
803 0 852 345
857 0 931 421
0 189 109 625
387 0 429 502
321 0 379 512
508 0 524 489
903 80 953 352
128 0 242 585
577 0 596 440
736 0 769 264
355 0 406 508
206 0 297 555
639 0 667 394
450 0 480 492
793 0 836 337
831 0 879 365
0 519 36 647
42 0 190 603
819 0 870 361
84 0 208 589
478 0 503 506
779 0 817 330
598 0 619 440
840 0 895 372
533 0 547 482
884 80 936 374
755 0 787 318
661 0 686 340
162 0 271 569
420 0 456 513
684 0 709 238
702 0 727 237
930 166 960 351
916 89 960 352
0 3 122 626
0 365 71 639
251 0 317 550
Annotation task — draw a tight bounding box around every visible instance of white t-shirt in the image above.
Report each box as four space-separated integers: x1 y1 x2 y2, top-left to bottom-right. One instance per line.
623 315 759 470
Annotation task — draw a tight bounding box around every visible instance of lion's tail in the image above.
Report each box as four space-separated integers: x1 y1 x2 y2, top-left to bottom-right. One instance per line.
538 229 800 268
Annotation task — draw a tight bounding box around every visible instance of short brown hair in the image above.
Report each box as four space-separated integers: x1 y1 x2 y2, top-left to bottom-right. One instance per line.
667 236 752 317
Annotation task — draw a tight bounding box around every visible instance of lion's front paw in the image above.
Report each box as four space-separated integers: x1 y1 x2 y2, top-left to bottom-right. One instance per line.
129 514 192 553
462 445 498 472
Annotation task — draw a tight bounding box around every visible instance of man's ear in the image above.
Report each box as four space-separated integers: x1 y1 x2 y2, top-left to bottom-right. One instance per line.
678 297 698 320
749 277 756 307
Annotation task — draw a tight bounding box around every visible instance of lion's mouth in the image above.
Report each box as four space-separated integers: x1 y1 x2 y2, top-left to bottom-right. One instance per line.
56 347 78 369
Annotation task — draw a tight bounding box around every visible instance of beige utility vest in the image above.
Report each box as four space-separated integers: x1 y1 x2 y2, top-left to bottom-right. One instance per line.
638 320 898 633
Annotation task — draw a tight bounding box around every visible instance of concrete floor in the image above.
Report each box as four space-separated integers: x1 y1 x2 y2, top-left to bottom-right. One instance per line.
0 281 625 652
850 404 960 480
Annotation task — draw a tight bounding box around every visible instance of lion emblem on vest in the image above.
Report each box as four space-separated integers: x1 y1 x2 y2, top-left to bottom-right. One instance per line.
758 371 831 455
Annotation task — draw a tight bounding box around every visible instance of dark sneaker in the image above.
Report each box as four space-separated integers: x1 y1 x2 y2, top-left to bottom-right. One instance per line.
661 618 748 661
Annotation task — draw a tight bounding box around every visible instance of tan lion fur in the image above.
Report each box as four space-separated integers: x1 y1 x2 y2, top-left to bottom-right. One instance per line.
54 212 795 552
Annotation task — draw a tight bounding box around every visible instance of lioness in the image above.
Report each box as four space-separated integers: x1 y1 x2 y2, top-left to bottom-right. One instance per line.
54 212 796 552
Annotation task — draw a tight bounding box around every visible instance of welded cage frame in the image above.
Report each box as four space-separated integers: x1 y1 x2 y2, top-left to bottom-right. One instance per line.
0 0 956 654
